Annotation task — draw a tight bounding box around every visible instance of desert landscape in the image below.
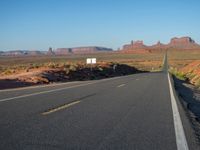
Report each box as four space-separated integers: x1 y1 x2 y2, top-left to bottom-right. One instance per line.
1 0 200 149
1 36 200 145
0 53 162 89
1 36 200 90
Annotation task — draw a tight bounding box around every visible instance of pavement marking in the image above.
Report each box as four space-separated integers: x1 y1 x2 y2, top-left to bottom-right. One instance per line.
168 73 189 150
42 100 81 115
136 79 139 80
0 82 94 102
0 76 123 102
117 84 126 88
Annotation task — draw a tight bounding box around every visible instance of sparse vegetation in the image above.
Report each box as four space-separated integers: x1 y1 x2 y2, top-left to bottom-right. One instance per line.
0 52 164 75
168 50 200 88
169 67 187 81
0 52 164 89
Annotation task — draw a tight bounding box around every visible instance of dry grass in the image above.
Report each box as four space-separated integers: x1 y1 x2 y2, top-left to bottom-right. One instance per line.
0 52 165 76
168 50 200 87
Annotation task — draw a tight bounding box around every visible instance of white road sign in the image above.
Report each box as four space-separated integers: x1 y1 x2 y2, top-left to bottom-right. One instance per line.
86 58 96 64
86 58 91 64
91 58 96 64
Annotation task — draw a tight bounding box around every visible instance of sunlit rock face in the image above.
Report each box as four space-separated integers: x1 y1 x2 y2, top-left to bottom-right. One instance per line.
121 37 200 51
170 37 195 45
168 37 200 49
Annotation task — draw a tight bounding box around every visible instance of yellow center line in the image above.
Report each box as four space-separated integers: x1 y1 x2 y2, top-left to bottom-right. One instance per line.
42 100 81 115
117 84 126 88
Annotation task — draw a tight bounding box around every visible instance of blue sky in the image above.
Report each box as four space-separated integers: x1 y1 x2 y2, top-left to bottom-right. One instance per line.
0 0 200 51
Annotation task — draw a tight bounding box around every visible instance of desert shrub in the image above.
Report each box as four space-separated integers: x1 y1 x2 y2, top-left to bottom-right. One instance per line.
69 65 77 71
170 68 187 81
63 67 70 74
47 62 57 68
3 69 13 75
196 80 200 88
32 63 40 68
187 73 196 79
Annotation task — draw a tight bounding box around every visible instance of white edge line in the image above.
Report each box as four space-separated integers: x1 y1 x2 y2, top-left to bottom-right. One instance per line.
0 82 93 102
0 81 81 92
0 76 122 102
168 73 189 150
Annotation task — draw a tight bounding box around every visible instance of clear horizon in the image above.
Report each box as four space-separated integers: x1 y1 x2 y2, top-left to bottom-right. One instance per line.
1 0 200 51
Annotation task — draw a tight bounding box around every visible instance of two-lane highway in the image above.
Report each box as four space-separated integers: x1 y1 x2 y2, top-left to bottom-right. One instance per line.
0 56 196 150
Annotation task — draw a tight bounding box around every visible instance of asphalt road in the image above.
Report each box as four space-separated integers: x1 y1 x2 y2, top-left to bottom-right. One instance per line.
0 55 196 150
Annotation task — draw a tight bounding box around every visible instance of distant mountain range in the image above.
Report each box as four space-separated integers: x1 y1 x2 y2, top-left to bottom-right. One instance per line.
121 37 200 51
49 46 113 55
0 47 113 56
1 37 200 56
0 50 46 56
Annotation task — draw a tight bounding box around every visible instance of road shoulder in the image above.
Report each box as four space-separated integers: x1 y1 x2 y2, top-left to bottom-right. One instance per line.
170 74 200 149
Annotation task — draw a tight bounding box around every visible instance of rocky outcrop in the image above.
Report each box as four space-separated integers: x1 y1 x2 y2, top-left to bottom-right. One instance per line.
47 47 55 55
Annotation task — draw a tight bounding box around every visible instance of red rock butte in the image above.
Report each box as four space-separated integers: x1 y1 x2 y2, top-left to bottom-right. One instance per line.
121 37 200 51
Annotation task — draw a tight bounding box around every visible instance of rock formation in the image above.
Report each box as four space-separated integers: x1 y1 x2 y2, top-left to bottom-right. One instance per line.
123 40 147 50
1 36 200 56
170 37 195 45
121 36 200 51
47 47 55 55
167 37 200 49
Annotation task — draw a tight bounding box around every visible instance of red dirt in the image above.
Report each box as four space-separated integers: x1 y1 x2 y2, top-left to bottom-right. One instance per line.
179 61 200 86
